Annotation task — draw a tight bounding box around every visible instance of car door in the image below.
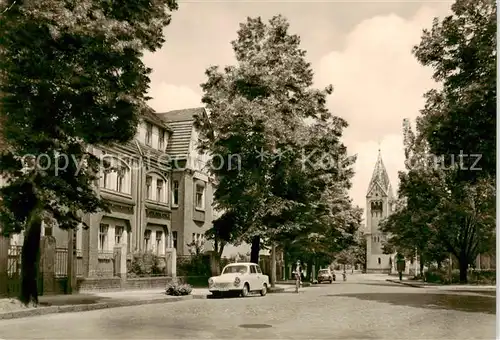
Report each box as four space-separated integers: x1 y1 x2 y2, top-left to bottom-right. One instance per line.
255 265 266 286
249 265 258 291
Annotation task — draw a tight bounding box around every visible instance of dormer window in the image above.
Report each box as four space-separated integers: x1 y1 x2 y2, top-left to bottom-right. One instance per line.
158 129 165 150
145 122 153 146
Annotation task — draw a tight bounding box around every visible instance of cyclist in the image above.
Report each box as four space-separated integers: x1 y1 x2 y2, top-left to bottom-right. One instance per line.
293 260 303 293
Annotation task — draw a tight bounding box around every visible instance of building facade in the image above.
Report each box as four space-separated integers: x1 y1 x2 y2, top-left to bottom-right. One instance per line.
365 150 422 275
157 108 215 256
365 150 397 273
5 108 217 277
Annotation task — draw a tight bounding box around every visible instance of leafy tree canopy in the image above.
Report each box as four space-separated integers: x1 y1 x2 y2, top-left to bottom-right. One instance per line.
196 15 357 262
0 0 178 303
413 0 496 181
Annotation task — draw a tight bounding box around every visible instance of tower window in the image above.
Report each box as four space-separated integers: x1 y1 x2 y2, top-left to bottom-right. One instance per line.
378 257 381 264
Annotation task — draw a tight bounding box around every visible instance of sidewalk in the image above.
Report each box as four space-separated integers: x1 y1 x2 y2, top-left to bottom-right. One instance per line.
386 278 496 291
0 284 290 321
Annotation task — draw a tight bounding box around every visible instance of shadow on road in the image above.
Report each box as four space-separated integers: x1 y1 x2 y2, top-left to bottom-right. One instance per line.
324 292 495 315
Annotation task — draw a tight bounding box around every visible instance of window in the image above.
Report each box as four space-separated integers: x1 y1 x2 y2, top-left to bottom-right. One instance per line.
114 226 124 245
103 171 108 189
156 179 164 202
99 224 109 251
158 129 165 150
378 257 381 265
172 231 178 250
144 230 151 251
256 265 262 274
250 265 257 274
192 233 195 243
156 231 163 254
145 123 152 145
172 181 179 206
146 176 152 199
196 233 201 245
195 183 205 209
116 169 125 193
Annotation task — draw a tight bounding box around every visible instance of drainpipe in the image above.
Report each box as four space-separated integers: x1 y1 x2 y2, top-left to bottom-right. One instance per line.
135 139 144 252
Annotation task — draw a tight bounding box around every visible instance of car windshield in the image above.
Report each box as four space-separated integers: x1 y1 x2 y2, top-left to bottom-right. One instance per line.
222 265 248 274
318 270 329 274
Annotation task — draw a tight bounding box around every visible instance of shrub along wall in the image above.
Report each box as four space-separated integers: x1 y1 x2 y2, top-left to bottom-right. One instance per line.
424 269 496 285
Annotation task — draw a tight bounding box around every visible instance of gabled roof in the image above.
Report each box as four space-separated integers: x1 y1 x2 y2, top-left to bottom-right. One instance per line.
366 150 393 198
157 107 205 122
156 107 206 159
142 109 171 131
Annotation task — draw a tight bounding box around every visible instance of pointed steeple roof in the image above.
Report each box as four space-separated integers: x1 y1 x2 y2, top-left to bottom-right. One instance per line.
366 149 392 197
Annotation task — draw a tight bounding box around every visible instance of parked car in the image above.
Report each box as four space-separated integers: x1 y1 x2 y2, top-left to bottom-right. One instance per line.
208 262 269 297
317 268 335 283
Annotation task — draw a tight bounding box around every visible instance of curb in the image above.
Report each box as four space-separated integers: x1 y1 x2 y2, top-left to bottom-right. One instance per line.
386 279 424 288
268 287 285 293
0 295 202 321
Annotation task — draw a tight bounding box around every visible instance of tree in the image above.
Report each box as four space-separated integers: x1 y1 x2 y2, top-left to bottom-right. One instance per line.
197 15 346 264
0 0 178 304
413 0 496 182
381 121 495 283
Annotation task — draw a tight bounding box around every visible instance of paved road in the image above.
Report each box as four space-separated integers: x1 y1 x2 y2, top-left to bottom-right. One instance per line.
0 275 495 339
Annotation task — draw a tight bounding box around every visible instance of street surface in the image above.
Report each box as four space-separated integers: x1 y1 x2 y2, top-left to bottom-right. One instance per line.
0 273 495 339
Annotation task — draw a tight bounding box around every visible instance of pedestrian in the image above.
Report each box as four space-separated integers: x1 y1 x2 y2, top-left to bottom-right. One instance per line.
293 260 303 293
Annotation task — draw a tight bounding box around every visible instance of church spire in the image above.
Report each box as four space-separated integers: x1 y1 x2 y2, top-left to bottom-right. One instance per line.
367 148 392 196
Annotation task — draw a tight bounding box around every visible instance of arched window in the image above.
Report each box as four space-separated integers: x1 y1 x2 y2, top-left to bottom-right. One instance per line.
370 200 383 217
100 154 132 195
378 257 381 264
145 172 169 203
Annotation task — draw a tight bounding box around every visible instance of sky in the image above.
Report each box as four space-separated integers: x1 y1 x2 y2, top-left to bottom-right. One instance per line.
144 0 453 223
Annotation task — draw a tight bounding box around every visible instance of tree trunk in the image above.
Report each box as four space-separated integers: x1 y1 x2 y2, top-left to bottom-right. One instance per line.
419 259 425 280
307 258 313 282
250 236 260 264
210 253 221 276
458 256 468 284
20 217 42 306
270 243 276 288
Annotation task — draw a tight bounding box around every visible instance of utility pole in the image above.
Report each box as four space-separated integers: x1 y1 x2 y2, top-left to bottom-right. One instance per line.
270 243 276 288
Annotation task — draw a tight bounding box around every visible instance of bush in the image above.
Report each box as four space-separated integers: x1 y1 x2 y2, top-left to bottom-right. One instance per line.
128 251 164 277
424 268 496 284
177 254 211 277
180 276 210 287
165 282 193 296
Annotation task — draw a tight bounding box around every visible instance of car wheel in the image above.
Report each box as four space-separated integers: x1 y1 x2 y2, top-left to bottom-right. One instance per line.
260 283 267 296
241 283 249 297
330 280 333 284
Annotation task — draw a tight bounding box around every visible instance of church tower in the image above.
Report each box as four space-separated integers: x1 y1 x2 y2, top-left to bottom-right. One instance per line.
365 149 395 273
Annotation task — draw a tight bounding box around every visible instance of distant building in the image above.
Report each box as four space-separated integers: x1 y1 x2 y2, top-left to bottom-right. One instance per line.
365 150 419 274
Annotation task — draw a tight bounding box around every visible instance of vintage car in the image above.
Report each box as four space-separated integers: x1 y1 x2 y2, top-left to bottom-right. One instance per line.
208 262 269 297
317 268 335 283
